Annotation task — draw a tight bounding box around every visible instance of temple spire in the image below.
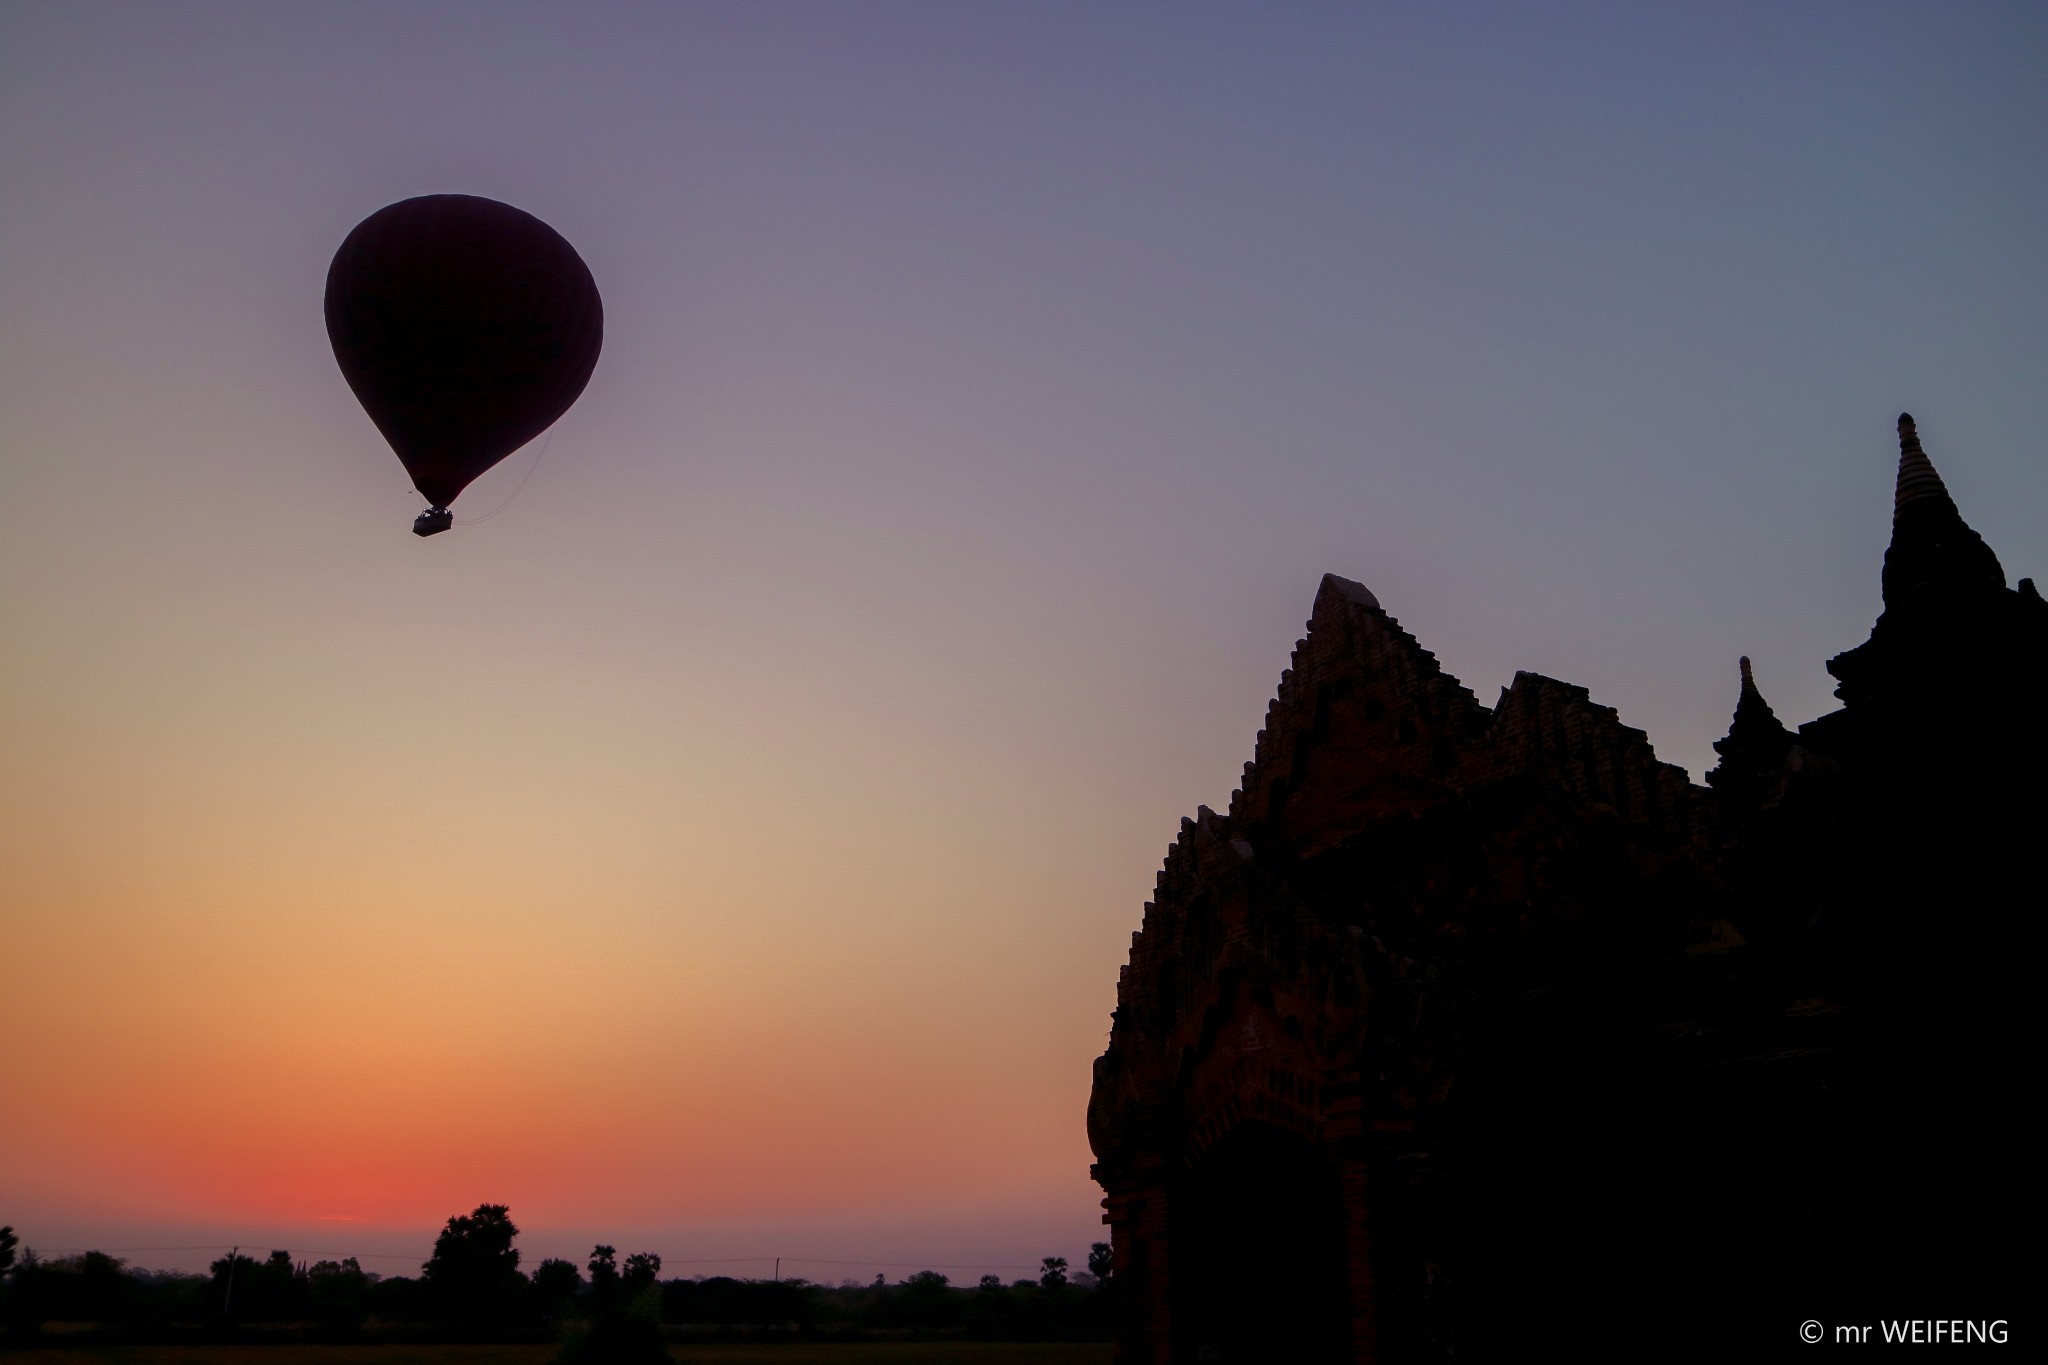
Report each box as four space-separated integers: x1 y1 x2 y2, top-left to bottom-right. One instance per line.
1892 413 1952 516
1727 656 1785 740
1708 656 1792 794
1878 413 2004 608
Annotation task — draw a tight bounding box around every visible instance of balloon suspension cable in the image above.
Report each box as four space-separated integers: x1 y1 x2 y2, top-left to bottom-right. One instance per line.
457 430 555 528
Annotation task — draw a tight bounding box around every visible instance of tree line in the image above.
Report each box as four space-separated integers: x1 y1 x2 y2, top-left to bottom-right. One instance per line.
0 1213 1114 1355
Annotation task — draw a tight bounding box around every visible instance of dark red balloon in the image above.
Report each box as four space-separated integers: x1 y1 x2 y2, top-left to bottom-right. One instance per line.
325 194 603 520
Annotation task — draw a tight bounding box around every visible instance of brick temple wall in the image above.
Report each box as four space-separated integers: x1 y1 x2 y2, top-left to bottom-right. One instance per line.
1088 420 2045 1362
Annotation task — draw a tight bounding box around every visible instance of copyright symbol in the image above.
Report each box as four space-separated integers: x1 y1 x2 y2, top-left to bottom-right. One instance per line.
1800 1320 1824 1344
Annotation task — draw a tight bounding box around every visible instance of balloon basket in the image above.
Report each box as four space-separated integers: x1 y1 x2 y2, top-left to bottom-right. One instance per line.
413 507 454 537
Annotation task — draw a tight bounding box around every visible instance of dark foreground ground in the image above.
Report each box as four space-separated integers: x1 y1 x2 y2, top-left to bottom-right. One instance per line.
0 1346 1114 1365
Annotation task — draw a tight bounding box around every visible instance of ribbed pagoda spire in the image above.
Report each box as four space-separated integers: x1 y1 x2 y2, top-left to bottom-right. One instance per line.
1892 413 1951 515
1879 413 2004 608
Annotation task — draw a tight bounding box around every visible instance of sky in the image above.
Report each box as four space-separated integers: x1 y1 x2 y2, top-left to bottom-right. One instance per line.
2 1 2044 1279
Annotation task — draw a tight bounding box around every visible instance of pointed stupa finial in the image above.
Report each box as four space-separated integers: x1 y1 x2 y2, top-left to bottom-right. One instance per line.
1709 654 1791 790
1878 412 2004 607
1893 412 1953 516
1728 656 1781 731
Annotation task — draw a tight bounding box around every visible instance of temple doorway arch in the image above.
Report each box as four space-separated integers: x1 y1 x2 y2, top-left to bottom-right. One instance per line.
1173 1121 1350 1363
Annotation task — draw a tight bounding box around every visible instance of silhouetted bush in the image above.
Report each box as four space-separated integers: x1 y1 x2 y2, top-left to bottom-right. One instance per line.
553 1243 672 1364
0 1223 1111 1346
369 1273 426 1322
207 1249 310 1322
306 1257 371 1332
422 1203 527 1324
2 1249 214 1339
533 1257 584 1323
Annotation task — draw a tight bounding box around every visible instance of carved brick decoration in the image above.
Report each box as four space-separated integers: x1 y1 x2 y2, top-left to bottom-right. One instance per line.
1087 417 2043 1363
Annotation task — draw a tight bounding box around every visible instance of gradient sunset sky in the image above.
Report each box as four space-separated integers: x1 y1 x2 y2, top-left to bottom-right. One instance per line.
3 2 2044 1278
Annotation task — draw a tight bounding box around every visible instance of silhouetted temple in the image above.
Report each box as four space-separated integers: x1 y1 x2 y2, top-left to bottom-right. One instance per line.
1087 416 2040 1362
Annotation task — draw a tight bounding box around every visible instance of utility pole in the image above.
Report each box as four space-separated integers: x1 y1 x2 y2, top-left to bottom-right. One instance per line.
774 1257 780 1283
222 1245 240 1318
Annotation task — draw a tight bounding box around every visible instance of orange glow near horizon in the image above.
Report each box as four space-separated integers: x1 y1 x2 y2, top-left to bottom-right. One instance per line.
4 790 1108 1235
1 622 1122 1249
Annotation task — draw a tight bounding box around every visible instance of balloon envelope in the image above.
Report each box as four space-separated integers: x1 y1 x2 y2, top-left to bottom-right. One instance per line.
325 194 603 510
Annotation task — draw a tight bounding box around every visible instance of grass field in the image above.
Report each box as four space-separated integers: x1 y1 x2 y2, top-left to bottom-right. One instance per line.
0 1345 1115 1365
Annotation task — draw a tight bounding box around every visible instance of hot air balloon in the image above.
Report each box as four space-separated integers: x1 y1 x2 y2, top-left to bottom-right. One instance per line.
325 194 603 536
